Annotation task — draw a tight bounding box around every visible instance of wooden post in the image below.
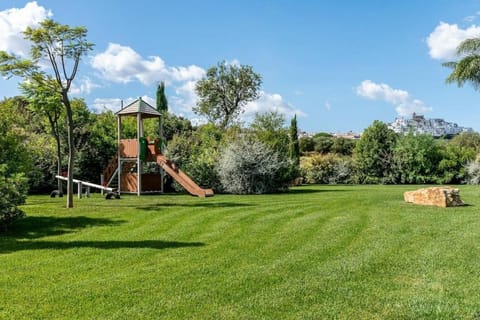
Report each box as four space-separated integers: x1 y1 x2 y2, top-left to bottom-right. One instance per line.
137 109 142 196
117 107 122 195
78 181 82 199
159 114 164 193
100 174 104 195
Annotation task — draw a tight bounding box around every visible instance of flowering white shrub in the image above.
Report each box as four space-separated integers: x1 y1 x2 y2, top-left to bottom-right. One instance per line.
466 156 480 184
217 138 288 194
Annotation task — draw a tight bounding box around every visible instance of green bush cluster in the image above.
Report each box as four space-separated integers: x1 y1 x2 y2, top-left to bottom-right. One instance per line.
0 165 27 230
166 115 297 194
301 154 354 184
300 121 480 185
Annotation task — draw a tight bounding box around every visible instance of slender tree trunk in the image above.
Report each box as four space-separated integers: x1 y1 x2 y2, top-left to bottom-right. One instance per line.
48 116 63 193
56 137 62 193
63 94 75 208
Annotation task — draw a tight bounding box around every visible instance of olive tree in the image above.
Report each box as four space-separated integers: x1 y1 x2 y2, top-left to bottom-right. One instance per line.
194 61 261 128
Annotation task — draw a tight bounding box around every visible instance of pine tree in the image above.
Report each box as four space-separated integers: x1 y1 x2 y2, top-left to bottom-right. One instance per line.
156 81 168 113
289 114 300 165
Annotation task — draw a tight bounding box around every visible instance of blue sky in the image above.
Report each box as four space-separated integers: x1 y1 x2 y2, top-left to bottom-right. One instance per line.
2 1 480 133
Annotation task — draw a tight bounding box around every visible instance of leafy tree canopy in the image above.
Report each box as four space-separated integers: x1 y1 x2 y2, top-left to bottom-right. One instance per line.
194 61 262 128
444 38 480 89
354 120 397 183
0 19 94 208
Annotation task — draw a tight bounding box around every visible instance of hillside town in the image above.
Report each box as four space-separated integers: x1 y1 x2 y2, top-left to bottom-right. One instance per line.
388 113 473 137
298 113 474 140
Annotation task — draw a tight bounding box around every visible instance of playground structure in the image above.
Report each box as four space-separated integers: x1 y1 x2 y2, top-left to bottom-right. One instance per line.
100 97 214 197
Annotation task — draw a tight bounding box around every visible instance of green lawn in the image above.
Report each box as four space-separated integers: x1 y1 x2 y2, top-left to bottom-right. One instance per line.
2 185 480 319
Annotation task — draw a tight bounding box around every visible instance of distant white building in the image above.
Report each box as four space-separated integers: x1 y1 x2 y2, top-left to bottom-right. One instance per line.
388 113 474 137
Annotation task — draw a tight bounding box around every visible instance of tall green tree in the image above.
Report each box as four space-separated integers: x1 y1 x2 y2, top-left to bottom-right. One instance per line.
443 38 480 89
194 61 262 128
331 137 356 156
21 76 64 193
354 120 397 183
250 111 289 156
393 133 442 184
156 81 168 113
249 111 297 184
299 136 315 153
313 133 334 154
289 114 300 165
0 98 30 229
0 19 94 208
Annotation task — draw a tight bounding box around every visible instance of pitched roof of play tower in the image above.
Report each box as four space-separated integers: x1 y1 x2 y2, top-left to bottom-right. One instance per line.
116 97 162 118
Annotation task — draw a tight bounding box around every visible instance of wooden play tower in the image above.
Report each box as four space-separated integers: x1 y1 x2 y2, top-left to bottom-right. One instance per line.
102 97 213 197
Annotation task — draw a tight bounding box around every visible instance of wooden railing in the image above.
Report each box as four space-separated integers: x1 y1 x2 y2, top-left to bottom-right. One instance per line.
119 139 138 158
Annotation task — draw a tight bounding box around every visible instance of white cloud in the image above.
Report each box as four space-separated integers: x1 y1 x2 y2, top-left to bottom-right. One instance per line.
427 22 480 60
356 80 432 116
70 77 101 95
356 80 409 104
226 59 241 67
91 98 123 113
0 1 52 56
396 99 431 116
91 95 155 113
90 43 205 85
325 100 331 111
464 15 476 23
91 51 305 124
244 91 306 119
170 80 199 114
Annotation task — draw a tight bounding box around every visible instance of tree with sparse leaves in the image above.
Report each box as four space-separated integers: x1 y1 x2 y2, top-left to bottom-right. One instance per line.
0 19 93 208
194 61 262 128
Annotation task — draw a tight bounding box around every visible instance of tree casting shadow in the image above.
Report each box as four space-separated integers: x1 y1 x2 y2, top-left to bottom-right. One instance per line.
1 239 205 253
285 187 351 195
0 216 205 254
137 201 255 211
2 215 125 239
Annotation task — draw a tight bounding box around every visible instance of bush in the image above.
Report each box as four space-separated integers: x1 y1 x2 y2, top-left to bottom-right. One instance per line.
217 138 289 194
354 120 397 184
165 124 224 192
300 154 354 184
392 133 442 184
465 155 480 185
0 165 27 231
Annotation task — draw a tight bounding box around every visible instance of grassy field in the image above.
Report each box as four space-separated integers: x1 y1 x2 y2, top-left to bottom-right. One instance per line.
1 185 480 319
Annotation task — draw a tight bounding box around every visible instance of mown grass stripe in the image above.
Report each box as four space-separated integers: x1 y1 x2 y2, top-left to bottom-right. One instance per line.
2 185 480 319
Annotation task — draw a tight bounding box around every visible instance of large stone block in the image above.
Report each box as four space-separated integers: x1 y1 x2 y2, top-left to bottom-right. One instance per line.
404 187 464 208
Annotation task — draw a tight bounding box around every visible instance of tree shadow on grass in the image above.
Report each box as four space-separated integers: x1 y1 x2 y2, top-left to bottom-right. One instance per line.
0 239 205 254
283 187 351 195
1 216 125 239
137 201 254 211
0 216 205 254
